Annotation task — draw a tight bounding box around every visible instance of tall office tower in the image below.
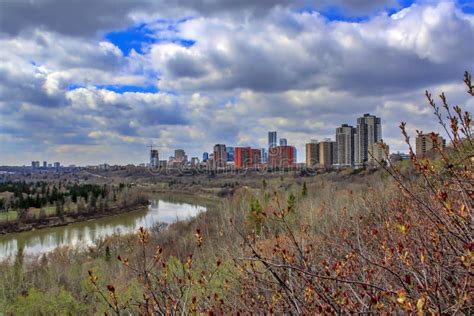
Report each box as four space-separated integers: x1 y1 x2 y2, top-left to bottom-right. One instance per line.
279 138 287 146
213 144 227 168
306 140 319 167
150 149 159 168
415 133 446 157
53 162 60 169
31 161 40 168
202 152 209 162
226 146 235 162
174 149 187 163
318 139 336 167
268 131 277 148
261 148 268 163
336 124 356 167
43 161 47 168
355 113 382 166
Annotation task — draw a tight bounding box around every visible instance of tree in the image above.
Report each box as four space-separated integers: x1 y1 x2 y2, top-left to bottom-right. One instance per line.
302 182 308 197
55 200 64 218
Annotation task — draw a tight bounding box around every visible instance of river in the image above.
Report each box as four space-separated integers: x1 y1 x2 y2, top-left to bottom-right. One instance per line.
0 195 207 261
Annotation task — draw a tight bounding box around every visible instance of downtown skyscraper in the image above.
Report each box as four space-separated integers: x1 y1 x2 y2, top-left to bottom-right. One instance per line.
268 131 277 148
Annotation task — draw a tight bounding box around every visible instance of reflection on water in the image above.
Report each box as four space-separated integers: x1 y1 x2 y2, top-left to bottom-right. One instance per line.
0 197 206 260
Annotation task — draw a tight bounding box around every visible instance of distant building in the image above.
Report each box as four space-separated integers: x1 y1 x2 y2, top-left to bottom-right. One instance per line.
268 145 296 169
159 160 168 168
319 139 336 167
279 138 287 146
174 149 187 163
43 161 47 168
306 140 319 167
415 133 446 157
368 142 389 166
235 147 261 169
48 163 52 168
390 152 410 162
150 149 159 168
202 152 209 162
54 162 60 169
251 149 261 166
213 144 227 168
355 113 382 167
226 146 235 162
268 131 277 148
31 161 40 169
235 147 251 169
261 148 268 163
190 157 199 166
336 124 356 167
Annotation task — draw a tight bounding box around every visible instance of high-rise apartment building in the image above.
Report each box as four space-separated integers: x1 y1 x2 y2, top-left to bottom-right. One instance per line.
235 147 261 169
415 133 446 157
54 162 60 169
368 142 389 165
319 139 336 167
355 114 382 166
251 149 262 166
268 131 277 148
235 147 251 169
43 161 47 168
306 140 319 167
31 161 40 168
268 145 296 169
336 124 355 167
203 152 209 162
213 144 227 168
279 138 287 146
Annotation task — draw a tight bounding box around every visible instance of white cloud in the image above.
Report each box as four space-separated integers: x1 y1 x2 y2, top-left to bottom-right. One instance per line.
0 1 472 165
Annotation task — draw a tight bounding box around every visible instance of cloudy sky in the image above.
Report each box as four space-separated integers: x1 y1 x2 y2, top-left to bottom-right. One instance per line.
0 0 473 165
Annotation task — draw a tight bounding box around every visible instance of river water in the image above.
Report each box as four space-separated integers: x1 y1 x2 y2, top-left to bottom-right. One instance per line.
0 195 207 260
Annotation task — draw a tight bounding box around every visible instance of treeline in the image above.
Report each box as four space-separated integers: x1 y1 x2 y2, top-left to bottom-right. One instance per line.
0 181 147 222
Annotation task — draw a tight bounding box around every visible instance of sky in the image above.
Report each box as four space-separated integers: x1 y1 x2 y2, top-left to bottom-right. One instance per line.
0 0 473 166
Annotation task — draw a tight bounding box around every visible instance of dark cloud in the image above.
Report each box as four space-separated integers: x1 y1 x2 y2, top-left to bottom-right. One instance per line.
0 0 400 38
0 0 152 37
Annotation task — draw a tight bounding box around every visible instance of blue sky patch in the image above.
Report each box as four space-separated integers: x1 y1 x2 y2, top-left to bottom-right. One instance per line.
67 84 85 91
105 23 156 55
458 0 474 14
105 19 196 56
96 84 159 94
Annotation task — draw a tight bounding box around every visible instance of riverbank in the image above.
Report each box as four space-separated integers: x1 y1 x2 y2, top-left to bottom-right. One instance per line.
0 200 149 235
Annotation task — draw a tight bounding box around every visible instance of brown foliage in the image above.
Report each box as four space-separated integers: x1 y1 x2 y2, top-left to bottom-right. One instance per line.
91 73 473 314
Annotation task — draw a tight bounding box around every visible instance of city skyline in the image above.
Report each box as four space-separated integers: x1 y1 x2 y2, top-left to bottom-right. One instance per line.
1 1 473 165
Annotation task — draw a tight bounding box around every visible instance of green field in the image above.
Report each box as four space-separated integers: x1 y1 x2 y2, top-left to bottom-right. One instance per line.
0 210 17 222
0 206 59 222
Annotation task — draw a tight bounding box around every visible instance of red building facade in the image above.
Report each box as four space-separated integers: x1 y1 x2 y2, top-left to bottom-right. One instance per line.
235 147 262 169
268 145 296 169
